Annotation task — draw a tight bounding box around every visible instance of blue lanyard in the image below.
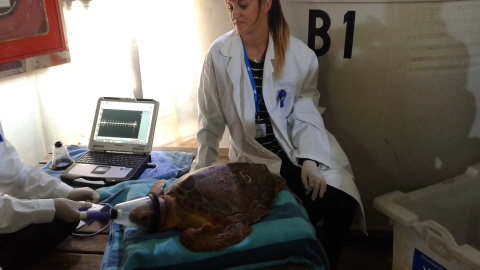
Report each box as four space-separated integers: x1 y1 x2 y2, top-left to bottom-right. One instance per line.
242 41 261 114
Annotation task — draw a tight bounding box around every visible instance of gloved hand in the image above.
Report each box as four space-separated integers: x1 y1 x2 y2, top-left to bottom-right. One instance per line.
67 186 100 203
301 160 327 200
54 198 92 222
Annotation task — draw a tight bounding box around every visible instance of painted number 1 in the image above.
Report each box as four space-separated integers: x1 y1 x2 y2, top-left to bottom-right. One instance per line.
308 10 356 58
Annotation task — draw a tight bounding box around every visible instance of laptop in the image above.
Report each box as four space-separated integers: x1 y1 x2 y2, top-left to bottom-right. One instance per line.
61 97 159 188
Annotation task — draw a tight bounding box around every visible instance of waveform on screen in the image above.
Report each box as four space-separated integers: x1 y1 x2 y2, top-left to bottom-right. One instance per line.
97 109 143 139
100 119 138 131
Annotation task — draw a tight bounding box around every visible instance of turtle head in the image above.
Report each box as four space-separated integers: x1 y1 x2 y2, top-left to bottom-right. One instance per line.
126 194 172 232
157 195 180 231
157 196 168 230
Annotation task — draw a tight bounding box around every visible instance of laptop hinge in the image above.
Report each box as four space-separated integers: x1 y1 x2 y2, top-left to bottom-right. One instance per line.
92 145 105 152
132 147 146 155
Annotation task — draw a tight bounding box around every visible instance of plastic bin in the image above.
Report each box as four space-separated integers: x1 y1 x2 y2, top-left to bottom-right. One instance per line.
374 163 480 270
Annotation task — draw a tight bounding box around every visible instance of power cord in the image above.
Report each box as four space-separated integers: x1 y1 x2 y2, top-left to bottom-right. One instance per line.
143 163 158 179
71 203 113 237
71 163 158 238
71 219 112 237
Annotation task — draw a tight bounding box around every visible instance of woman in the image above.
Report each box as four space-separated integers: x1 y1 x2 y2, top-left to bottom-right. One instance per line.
0 121 100 269
192 0 366 269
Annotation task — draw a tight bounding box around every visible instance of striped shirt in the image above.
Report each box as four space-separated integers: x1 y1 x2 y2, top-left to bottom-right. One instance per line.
250 60 283 156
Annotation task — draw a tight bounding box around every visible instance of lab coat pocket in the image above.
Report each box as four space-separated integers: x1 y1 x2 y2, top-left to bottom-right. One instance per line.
276 88 295 117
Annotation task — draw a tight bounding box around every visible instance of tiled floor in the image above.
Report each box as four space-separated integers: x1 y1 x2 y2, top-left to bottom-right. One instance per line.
337 230 393 270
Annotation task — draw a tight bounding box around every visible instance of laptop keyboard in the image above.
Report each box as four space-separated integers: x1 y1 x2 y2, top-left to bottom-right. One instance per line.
77 152 148 167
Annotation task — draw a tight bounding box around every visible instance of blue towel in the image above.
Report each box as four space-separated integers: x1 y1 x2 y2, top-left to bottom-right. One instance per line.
98 181 328 270
42 145 328 269
41 145 193 181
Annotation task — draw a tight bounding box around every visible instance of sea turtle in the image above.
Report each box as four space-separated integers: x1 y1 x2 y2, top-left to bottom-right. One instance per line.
132 162 286 252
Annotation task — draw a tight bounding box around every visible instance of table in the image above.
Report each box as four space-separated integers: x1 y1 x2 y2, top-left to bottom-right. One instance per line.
30 147 228 270
30 147 311 270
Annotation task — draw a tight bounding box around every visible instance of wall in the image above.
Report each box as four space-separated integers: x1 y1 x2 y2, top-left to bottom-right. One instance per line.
0 73 46 164
195 0 480 229
1 0 479 230
285 0 480 228
0 0 202 165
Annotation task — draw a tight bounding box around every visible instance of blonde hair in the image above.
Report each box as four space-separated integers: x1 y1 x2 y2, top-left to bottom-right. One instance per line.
268 0 290 76
224 0 290 76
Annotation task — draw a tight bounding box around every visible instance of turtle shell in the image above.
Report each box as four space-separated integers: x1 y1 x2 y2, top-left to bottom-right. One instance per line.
143 162 287 252
167 162 286 226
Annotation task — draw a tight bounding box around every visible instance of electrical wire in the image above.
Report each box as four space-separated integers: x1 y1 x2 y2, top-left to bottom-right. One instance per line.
71 202 113 238
142 164 158 179
71 219 112 238
69 164 159 238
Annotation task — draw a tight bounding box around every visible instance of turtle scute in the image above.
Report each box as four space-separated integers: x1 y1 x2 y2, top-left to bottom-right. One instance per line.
150 162 287 252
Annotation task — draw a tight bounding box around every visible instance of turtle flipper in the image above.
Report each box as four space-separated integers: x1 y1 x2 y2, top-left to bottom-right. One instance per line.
150 179 167 196
181 223 252 252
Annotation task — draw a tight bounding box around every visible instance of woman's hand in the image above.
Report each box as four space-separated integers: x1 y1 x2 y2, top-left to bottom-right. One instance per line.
67 186 100 203
301 160 327 200
54 198 91 222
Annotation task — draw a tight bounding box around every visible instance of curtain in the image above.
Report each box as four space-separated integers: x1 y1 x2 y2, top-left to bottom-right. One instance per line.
1 0 227 165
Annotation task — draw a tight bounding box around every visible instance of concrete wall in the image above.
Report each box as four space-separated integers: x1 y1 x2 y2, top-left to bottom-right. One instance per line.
1 0 479 230
195 0 480 229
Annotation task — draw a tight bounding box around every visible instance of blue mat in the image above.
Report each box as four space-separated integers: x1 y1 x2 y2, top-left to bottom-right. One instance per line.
98 181 328 270
42 145 328 269
41 145 193 182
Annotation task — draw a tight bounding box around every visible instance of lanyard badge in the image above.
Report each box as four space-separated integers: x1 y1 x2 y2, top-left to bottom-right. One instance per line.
242 42 261 114
242 42 287 113
243 42 267 138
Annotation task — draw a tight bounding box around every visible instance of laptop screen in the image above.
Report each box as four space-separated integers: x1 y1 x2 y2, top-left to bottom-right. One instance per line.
92 99 156 146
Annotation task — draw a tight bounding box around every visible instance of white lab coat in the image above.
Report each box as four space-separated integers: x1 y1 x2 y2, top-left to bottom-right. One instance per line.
0 122 73 234
192 29 366 233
